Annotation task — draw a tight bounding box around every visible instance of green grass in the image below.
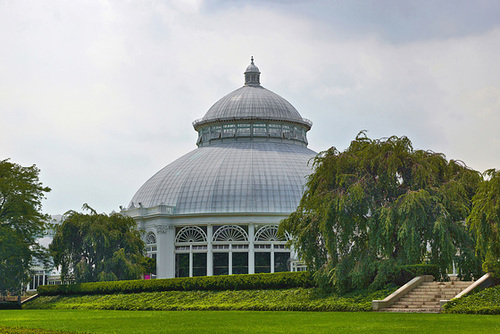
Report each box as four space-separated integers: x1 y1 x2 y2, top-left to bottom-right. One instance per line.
0 309 499 333
24 287 393 312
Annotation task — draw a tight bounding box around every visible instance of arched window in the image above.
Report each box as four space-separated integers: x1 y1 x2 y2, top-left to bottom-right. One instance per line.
146 231 157 245
213 225 248 242
176 226 207 243
255 225 286 242
254 225 290 274
175 226 208 278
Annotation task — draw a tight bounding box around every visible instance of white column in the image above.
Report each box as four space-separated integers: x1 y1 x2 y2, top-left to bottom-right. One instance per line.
248 223 255 274
189 245 193 277
156 225 175 279
228 245 233 275
207 225 213 276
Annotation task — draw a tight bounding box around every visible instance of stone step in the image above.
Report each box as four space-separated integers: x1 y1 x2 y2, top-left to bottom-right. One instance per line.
408 289 463 296
389 304 440 310
379 280 474 313
395 301 440 306
412 288 442 292
381 308 441 313
404 296 439 301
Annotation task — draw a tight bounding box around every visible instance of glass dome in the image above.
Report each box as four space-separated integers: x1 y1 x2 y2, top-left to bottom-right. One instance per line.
129 58 316 215
129 141 315 214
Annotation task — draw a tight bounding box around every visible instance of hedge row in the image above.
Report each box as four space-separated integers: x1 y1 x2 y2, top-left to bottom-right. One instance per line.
443 285 500 314
0 327 77 334
0 302 21 310
27 286 396 312
37 271 315 296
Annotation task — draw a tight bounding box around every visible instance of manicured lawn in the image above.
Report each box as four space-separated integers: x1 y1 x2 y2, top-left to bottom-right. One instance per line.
0 310 499 334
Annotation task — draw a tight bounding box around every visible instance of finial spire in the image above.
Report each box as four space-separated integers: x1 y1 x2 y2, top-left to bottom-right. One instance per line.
244 56 260 86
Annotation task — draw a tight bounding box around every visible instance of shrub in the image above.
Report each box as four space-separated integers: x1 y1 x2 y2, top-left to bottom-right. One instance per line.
443 285 500 314
370 263 440 290
38 272 314 296
393 264 441 285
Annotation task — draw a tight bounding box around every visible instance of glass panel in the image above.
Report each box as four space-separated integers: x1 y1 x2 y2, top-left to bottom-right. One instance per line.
202 128 210 142
193 253 207 277
232 252 248 275
282 125 292 139
222 124 236 137
301 128 307 141
213 252 229 275
211 125 222 139
175 253 189 278
274 252 290 272
255 252 271 273
253 123 267 136
269 124 281 138
151 253 157 274
237 124 251 136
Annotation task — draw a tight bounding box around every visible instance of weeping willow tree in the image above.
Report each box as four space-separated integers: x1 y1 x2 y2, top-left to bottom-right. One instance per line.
280 132 482 291
468 169 500 279
50 204 146 283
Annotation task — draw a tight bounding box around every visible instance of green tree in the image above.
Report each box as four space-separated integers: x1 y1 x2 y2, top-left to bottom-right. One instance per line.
280 133 482 292
50 204 147 283
0 159 51 296
468 169 500 278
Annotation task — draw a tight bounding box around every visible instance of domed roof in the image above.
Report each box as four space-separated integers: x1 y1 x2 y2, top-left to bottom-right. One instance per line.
193 58 312 130
129 142 316 214
200 85 306 124
129 57 317 216
245 56 260 73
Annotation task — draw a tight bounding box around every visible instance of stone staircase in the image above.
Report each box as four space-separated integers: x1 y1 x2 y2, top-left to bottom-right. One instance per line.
382 280 472 313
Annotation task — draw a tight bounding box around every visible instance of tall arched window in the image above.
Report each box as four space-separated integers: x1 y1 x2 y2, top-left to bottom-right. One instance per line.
254 225 290 273
175 226 208 278
145 231 157 276
212 225 249 276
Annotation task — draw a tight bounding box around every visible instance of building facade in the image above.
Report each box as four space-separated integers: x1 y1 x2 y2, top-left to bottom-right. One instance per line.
124 58 316 279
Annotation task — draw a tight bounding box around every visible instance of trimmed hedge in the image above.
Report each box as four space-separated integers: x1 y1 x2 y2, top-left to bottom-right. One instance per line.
393 264 441 285
443 285 500 314
0 327 78 334
38 271 314 296
0 302 21 310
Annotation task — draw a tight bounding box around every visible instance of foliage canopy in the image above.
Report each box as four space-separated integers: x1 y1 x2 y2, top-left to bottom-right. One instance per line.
468 169 500 278
50 205 147 283
280 133 483 291
0 159 51 295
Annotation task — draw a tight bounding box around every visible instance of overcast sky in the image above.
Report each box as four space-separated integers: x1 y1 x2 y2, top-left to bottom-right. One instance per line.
2 0 500 215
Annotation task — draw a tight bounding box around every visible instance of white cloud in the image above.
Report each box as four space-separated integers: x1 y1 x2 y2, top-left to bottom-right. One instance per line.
1 0 499 214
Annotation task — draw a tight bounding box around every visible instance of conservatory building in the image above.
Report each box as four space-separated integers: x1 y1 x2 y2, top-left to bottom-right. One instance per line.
123 58 317 279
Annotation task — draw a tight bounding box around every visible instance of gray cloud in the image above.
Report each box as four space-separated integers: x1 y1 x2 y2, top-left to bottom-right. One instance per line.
1 0 499 214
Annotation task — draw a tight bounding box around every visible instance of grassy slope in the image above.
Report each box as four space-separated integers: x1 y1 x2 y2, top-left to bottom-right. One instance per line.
24 287 394 312
1 310 500 334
